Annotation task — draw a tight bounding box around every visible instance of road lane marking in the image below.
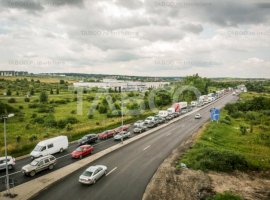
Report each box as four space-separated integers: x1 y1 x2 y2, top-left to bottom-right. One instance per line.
0 171 21 179
106 167 117 176
143 145 151 151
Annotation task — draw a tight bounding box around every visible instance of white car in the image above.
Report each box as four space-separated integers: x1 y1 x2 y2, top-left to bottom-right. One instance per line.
0 156 15 170
145 116 155 124
134 120 144 127
114 131 131 141
195 114 202 119
79 165 107 184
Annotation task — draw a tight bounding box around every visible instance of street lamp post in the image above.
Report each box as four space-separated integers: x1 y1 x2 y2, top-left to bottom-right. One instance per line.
1 113 14 197
121 86 124 144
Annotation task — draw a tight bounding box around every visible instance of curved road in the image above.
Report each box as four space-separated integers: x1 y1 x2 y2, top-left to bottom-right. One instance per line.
31 94 237 200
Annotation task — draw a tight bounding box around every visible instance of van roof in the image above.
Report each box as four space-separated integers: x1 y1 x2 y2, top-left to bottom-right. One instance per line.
37 136 67 146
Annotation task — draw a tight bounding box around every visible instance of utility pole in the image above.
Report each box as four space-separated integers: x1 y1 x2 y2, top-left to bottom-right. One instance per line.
121 86 124 144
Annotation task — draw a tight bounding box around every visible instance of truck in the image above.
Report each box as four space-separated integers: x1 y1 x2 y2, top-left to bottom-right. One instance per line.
190 101 198 107
167 103 181 114
178 102 188 109
30 136 69 159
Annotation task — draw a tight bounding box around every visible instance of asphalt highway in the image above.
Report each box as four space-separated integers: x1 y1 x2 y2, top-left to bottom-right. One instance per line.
30 94 237 200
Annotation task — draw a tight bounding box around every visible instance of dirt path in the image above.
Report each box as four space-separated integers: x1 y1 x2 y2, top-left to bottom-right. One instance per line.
143 125 270 200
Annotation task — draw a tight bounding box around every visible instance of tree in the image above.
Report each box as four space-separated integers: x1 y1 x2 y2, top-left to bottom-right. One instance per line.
60 80 65 84
30 88 35 95
56 88 59 94
50 88 54 95
6 89 11 96
39 91 48 103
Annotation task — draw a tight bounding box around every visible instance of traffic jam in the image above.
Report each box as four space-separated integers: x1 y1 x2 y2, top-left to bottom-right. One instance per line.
0 89 230 186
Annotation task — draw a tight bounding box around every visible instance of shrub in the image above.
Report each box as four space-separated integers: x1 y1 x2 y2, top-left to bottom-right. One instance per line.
28 103 39 109
29 135 37 142
25 123 31 130
16 136 21 143
239 125 247 135
18 105 23 109
88 114 93 119
31 113 37 118
39 91 48 103
66 123 72 131
8 98 16 103
33 117 44 124
184 148 250 172
65 117 78 124
24 97 30 102
6 89 12 96
37 105 54 113
44 116 57 128
207 192 243 200
57 120 66 129
71 110 76 114
98 104 108 114
220 119 231 125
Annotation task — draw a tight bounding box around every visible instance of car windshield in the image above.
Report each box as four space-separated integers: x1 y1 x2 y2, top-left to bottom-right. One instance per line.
76 147 83 152
34 145 43 152
82 170 93 177
30 160 39 166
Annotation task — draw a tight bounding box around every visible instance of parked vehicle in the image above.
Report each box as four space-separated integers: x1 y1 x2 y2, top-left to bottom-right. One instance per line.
158 110 168 118
78 134 98 145
147 121 157 128
167 107 175 115
145 116 155 124
71 145 94 159
30 136 68 159
178 102 188 109
195 113 202 119
114 131 131 141
22 155 56 177
181 109 187 114
79 165 107 185
165 115 173 121
190 101 198 107
134 120 144 127
133 126 147 134
114 125 130 133
0 156 15 170
98 130 116 140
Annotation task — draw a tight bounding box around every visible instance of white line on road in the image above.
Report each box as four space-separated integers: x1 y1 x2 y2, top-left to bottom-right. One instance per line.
0 171 21 179
143 145 151 151
106 167 117 176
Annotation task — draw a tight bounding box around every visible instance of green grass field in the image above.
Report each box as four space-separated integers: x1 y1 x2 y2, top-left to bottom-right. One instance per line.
180 93 270 172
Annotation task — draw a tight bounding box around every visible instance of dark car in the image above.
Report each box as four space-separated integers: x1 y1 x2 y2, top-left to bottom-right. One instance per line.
98 130 116 140
133 125 147 134
78 134 98 145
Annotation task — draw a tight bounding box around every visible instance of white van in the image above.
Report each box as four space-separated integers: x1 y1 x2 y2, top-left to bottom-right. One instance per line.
30 136 68 159
158 110 168 118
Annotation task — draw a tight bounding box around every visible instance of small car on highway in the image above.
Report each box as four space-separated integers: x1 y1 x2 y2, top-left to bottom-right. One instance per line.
114 125 130 133
133 126 147 134
134 120 144 127
147 121 157 128
78 134 98 145
79 165 107 185
195 113 202 119
21 155 56 177
0 156 15 170
71 145 94 159
114 131 131 141
98 130 116 140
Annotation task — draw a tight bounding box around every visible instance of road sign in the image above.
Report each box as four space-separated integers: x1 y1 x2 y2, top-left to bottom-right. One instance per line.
211 108 220 121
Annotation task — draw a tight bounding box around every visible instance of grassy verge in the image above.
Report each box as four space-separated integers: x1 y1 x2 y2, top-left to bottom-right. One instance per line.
179 95 270 172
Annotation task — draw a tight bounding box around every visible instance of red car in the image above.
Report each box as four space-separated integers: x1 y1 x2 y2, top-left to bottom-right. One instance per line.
71 145 94 159
98 130 116 140
114 125 130 133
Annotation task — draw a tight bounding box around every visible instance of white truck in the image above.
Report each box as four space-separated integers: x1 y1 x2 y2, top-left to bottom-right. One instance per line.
191 101 198 107
30 136 68 159
167 108 175 115
178 102 188 109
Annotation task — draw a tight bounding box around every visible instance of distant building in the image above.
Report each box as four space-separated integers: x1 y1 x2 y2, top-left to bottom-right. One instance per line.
0 71 28 76
74 79 169 92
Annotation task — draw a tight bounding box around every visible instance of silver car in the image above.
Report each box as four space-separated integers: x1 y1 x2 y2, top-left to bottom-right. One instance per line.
0 156 15 170
114 131 131 141
79 165 107 184
21 155 56 177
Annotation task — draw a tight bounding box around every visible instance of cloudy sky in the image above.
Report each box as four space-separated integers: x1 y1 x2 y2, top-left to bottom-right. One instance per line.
0 0 270 78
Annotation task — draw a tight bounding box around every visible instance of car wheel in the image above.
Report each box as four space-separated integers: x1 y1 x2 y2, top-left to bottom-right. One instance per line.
8 165 13 170
79 155 83 159
49 165 54 170
30 171 36 177
60 148 64 153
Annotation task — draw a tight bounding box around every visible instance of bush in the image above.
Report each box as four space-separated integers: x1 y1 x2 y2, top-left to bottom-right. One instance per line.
65 117 78 124
25 123 31 130
39 91 48 103
207 192 243 200
98 104 108 114
28 103 39 109
6 89 12 96
57 120 67 129
8 98 16 103
107 110 121 118
239 125 247 135
31 113 37 118
29 135 37 142
184 148 250 172
24 97 30 102
44 115 57 128
71 110 76 114
220 119 231 125
37 105 54 113
16 136 21 143
33 117 44 124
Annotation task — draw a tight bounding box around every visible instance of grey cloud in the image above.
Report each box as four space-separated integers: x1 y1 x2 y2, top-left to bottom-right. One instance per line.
115 0 143 9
